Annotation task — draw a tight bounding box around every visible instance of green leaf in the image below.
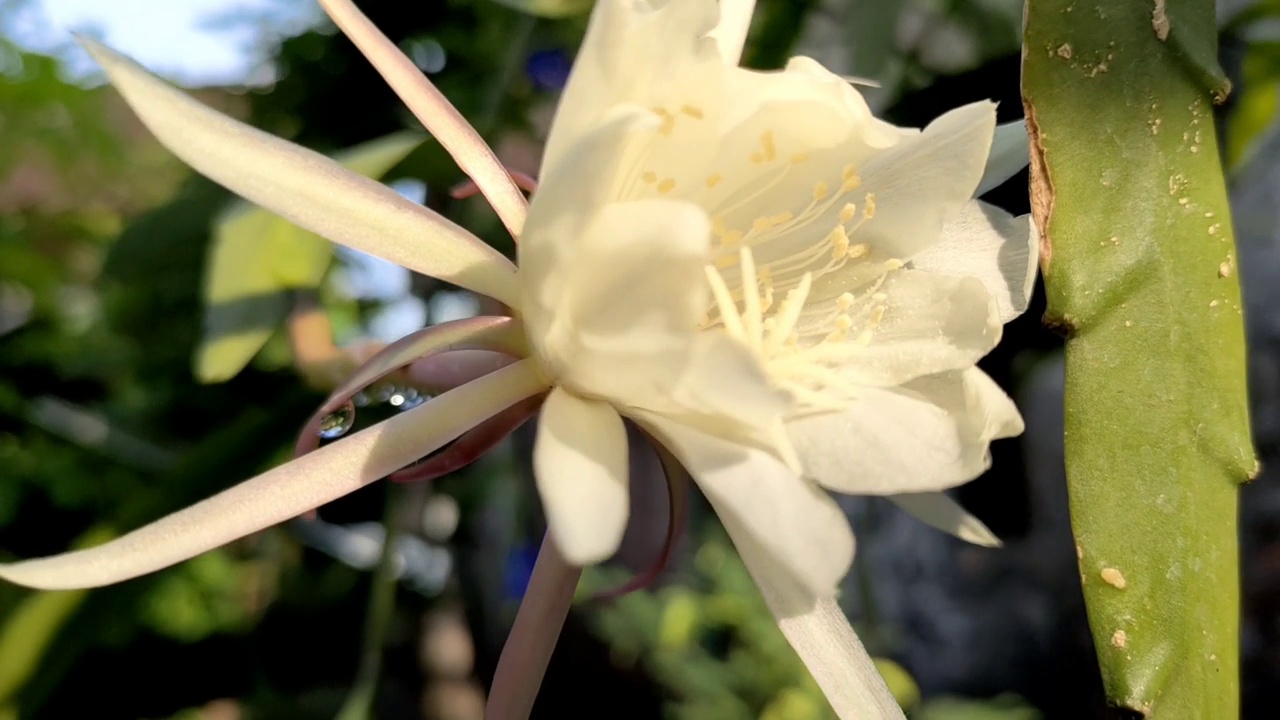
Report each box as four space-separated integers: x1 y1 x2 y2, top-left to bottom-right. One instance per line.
0 526 115 706
195 132 425 383
1023 2 1255 717
488 0 594 18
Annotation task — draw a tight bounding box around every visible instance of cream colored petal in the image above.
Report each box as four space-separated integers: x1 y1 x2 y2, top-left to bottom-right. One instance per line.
889 492 1002 547
808 102 996 302
82 39 520 307
0 360 549 590
530 194 792 456
533 387 630 565
706 0 756 65
800 270 1001 387
317 0 528 239
910 200 1038 323
520 106 660 323
639 413 853 599
542 0 722 171
739 559 906 720
975 119 1029 196
790 367 1022 495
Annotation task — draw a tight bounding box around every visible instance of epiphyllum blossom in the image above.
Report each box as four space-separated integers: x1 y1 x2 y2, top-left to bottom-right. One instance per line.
0 0 1035 715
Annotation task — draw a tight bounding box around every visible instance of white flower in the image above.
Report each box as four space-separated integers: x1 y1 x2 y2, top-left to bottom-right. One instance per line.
518 0 1036 593
0 1 1035 715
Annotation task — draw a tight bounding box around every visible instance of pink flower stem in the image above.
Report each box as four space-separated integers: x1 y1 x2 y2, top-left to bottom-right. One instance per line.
484 534 580 720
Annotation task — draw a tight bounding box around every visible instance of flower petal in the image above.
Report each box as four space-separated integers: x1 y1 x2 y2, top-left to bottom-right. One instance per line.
317 0 528 239
789 367 1022 495
889 492 1002 547
808 101 997 302
534 387 631 565
910 200 1038 323
638 413 853 599
81 39 520 307
542 0 722 171
741 569 907 720
800 269 1002 387
707 0 756 65
0 359 550 590
975 119 1029 196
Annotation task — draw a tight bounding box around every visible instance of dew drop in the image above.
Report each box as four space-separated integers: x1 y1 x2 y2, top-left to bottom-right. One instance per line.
391 388 426 410
352 392 372 408
318 406 355 440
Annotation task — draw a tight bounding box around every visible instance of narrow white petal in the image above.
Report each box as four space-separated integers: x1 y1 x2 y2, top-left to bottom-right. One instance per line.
911 200 1038 323
717 500 903 719
82 39 520 307
707 0 756 65
638 413 853 599
889 492 1002 547
791 367 1022 495
533 387 630 565
750 575 906 720
317 0 528 239
0 360 549 590
975 119 1029 196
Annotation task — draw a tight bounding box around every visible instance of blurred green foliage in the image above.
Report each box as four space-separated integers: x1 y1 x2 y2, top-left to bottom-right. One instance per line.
0 0 1276 718
583 535 1040 720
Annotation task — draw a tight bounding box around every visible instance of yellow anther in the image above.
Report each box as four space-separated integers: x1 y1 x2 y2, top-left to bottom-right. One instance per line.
871 292 888 302
721 230 743 247
841 174 862 192
848 243 870 260
790 152 810 164
761 131 777 161
863 193 877 218
827 226 851 260
835 314 854 331
680 104 705 119
770 212 794 225
867 305 886 326
762 317 777 332
753 216 775 232
657 178 677 194
659 117 675 135
883 258 904 270
836 292 856 310
715 254 737 269
841 164 858 181
642 171 658 184
652 106 671 116
750 152 765 164
706 173 723 188
812 181 830 201
839 203 858 223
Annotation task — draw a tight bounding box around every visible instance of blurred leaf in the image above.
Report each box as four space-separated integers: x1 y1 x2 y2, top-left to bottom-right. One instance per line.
140 549 254 642
1226 45 1280 170
846 0 903 80
1023 1 1254 717
872 658 920 711
195 132 424 383
488 0 593 18
914 694 1041 720
0 526 114 706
